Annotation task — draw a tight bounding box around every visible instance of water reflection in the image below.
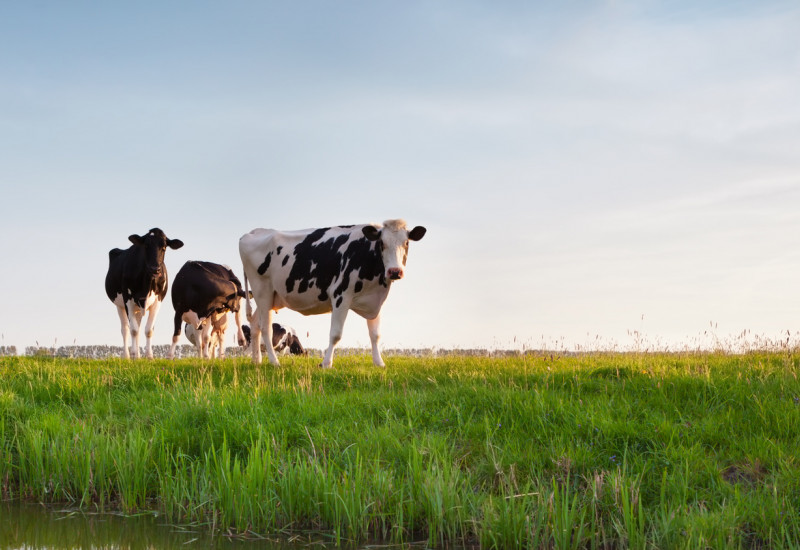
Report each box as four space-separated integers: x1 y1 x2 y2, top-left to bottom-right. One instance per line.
0 503 304 550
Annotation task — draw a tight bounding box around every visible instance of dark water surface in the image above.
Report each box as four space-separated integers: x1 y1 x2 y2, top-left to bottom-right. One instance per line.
0 503 327 550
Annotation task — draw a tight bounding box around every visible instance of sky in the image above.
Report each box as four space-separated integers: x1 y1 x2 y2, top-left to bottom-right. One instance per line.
1 1 799 354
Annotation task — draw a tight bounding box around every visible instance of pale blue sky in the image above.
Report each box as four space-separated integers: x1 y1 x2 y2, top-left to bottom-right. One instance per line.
2 1 799 353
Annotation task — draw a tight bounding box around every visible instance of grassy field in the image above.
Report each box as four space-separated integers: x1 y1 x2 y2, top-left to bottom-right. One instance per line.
1 351 799 549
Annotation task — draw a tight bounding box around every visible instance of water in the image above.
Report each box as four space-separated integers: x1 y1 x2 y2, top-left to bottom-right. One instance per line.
0 503 316 550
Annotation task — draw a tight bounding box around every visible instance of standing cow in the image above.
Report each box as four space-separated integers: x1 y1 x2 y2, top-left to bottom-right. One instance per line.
105 228 184 359
239 219 426 368
168 260 246 359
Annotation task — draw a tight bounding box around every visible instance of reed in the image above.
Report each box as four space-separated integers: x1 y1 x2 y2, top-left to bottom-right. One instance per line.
1 350 799 547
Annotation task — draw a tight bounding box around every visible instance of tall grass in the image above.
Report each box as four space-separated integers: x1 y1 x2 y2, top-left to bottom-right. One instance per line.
1 351 799 547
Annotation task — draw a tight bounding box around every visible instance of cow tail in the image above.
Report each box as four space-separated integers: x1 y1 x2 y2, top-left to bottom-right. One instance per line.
243 273 254 323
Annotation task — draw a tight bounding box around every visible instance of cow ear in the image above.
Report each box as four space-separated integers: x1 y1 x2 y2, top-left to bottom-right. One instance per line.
408 226 427 241
128 234 144 245
362 226 381 241
168 239 184 250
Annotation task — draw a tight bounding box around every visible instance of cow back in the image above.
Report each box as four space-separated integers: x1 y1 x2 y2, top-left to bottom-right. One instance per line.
172 261 244 318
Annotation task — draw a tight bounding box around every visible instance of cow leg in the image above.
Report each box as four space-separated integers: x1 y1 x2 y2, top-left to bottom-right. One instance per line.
116 306 131 359
367 315 385 367
143 299 162 359
234 307 246 347
249 287 280 366
262 309 281 366
249 310 263 364
207 322 219 359
322 306 349 368
126 300 143 359
168 310 182 359
199 321 213 359
215 329 224 359
215 312 228 359
208 329 217 359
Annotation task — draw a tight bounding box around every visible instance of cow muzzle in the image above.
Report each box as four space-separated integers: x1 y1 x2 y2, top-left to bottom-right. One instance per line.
387 268 404 280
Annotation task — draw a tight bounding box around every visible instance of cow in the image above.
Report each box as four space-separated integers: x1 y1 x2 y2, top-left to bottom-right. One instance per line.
239 219 426 368
184 321 225 358
105 228 184 359
168 260 246 359
242 323 307 356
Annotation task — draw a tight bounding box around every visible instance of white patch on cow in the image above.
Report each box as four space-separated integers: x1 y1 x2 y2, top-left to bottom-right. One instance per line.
143 290 159 310
181 309 203 329
379 221 410 278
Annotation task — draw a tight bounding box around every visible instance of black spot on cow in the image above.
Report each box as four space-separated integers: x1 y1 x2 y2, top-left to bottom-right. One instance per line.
286 228 345 298
282 255 289 267
354 281 363 293
276 246 283 255
336 297 343 308
257 252 272 275
285 227 386 306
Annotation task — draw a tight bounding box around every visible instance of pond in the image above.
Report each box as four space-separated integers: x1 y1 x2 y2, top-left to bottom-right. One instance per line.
0 502 343 550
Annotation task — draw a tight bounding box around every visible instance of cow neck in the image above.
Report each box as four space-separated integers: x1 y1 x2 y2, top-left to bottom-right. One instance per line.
127 246 159 293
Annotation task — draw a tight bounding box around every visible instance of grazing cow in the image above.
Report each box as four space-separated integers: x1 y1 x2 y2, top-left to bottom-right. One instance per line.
242 323 307 356
239 219 426 368
168 261 246 359
184 321 224 358
105 228 184 359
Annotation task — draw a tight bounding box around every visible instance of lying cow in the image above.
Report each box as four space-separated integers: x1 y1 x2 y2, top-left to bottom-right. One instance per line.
239 219 426 368
168 260 246 359
242 323 307 356
105 228 184 359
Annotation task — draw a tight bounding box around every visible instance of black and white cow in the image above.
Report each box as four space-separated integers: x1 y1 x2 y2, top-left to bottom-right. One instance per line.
242 323 307 356
168 260 246 359
239 219 426 368
105 228 184 359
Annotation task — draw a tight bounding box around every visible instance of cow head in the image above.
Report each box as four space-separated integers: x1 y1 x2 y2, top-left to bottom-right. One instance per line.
129 228 184 276
288 334 307 355
362 219 426 281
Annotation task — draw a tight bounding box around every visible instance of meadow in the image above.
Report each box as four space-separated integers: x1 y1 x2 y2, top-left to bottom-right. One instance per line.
1 349 799 549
